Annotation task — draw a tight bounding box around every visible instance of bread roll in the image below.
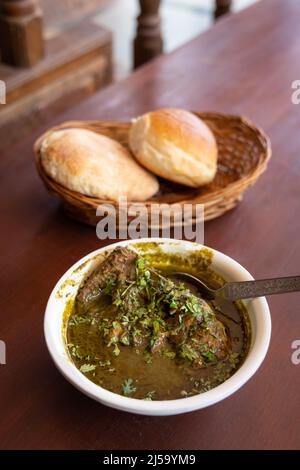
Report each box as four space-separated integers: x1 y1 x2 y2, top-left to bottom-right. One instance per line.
40 128 159 201
129 109 218 187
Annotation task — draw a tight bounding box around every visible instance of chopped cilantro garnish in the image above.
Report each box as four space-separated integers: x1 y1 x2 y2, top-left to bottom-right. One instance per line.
80 364 96 373
122 378 136 396
99 360 111 367
136 258 145 271
69 315 92 326
180 344 199 362
143 351 152 364
202 351 216 362
120 334 130 346
103 277 116 295
144 390 156 401
162 350 176 360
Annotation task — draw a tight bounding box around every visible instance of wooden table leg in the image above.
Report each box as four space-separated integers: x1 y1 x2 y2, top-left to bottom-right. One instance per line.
134 0 163 69
0 0 44 67
215 0 232 19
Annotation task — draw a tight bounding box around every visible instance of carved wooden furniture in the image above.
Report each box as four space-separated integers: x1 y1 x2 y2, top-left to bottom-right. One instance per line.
134 0 163 69
215 0 232 18
0 0 44 67
134 0 232 67
0 0 112 150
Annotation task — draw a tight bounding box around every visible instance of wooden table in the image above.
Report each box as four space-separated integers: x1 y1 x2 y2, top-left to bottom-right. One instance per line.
1 0 300 450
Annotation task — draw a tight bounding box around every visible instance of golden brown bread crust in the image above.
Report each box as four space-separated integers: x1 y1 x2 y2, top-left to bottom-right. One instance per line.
40 128 159 201
129 109 218 187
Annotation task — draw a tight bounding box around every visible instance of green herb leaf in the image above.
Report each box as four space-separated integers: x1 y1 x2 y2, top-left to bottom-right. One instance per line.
103 277 116 295
143 351 153 364
98 359 111 367
136 258 145 271
69 315 92 326
202 351 216 362
144 390 156 401
180 344 199 362
122 378 136 396
162 350 176 360
120 334 130 346
80 364 96 373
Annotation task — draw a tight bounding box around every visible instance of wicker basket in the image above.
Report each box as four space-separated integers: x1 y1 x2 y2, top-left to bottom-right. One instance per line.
34 112 271 227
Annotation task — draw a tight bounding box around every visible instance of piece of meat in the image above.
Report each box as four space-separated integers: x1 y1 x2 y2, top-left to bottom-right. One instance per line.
107 321 123 345
76 247 137 309
132 327 149 351
151 331 168 354
169 302 229 366
75 247 229 365
188 318 229 363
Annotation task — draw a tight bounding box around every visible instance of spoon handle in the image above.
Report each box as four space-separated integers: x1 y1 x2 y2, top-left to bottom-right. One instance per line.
223 276 300 300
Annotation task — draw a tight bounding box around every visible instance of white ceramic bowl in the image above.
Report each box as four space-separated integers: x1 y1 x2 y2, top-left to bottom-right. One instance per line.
44 238 271 416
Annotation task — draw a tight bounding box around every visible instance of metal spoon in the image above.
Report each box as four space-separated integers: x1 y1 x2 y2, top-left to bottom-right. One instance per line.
173 273 300 301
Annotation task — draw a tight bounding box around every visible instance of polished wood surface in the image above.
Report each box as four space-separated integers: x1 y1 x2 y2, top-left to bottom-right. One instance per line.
1 0 300 450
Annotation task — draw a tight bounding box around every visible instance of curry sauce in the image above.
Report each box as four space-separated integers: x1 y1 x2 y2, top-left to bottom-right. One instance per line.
65 245 251 400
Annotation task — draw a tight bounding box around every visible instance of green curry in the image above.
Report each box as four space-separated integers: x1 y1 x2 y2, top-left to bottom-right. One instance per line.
65 244 251 400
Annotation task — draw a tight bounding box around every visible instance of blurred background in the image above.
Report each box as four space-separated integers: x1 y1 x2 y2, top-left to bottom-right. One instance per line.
0 0 258 149
44 0 258 79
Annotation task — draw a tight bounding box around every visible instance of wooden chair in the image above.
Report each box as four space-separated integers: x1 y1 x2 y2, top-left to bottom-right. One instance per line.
134 0 232 68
